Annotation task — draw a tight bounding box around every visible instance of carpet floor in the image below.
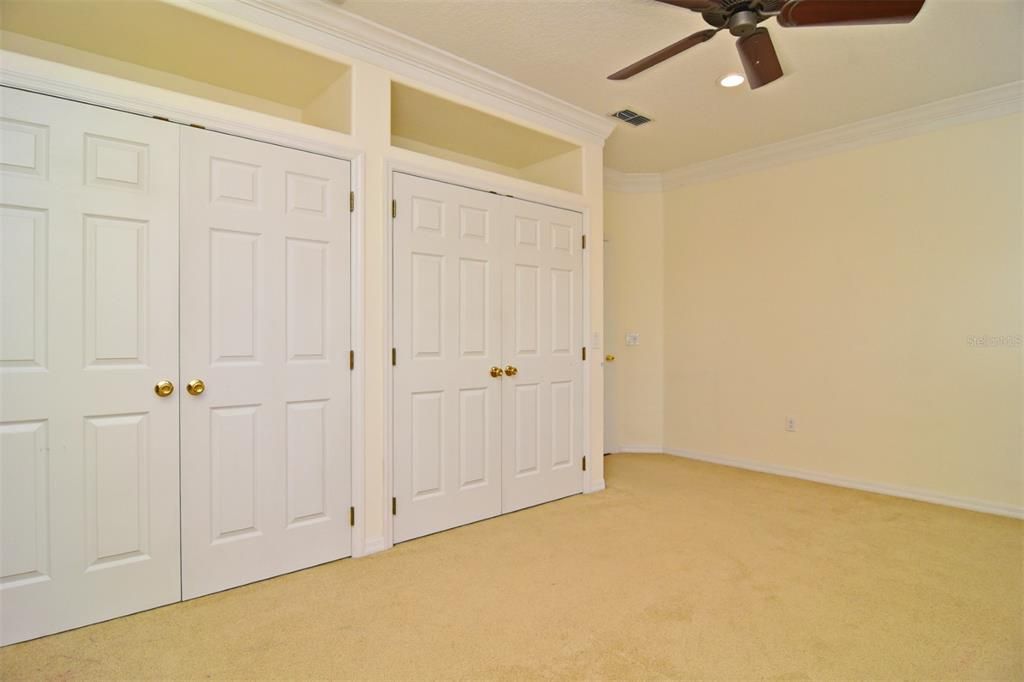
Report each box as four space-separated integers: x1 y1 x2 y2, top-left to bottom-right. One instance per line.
1 453 1021 680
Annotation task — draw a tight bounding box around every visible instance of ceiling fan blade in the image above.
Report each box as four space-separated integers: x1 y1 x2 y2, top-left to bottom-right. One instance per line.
778 0 925 27
608 29 719 80
653 0 724 11
736 28 783 89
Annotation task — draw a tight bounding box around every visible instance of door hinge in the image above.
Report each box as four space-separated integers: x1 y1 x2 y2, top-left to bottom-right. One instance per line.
152 115 171 122
349 349 355 370
392 347 397 366
349 191 355 213
582 346 587 361
582 456 587 472
349 506 355 527
392 199 397 218
189 122 206 129
392 497 397 515
582 234 587 250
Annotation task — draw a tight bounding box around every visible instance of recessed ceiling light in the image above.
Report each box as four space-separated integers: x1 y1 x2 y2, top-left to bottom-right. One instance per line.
719 73 745 88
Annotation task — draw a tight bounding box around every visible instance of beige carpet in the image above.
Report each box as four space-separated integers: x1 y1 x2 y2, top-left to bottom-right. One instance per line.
2 453 1022 680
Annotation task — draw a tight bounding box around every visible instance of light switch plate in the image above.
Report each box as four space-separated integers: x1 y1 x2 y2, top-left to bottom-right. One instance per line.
591 331 601 348
625 333 640 346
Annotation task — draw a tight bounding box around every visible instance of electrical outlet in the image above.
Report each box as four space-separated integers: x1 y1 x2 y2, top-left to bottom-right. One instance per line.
785 417 797 432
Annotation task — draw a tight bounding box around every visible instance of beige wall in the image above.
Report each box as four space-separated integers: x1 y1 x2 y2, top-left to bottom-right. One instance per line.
652 114 1022 510
603 190 665 451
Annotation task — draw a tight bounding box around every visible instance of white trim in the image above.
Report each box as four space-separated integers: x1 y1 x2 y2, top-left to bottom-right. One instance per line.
359 538 392 557
609 445 664 454
378 161 397 554
603 80 1024 190
656 447 1024 520
603 169 664 194
186 0 615 146
580 203 596 495
348 155 369 558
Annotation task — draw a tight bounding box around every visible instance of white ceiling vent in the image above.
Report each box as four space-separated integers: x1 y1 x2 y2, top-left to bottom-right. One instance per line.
611 109 652 126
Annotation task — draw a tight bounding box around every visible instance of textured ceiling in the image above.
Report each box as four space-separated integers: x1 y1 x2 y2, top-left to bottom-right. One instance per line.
340 0 1023 172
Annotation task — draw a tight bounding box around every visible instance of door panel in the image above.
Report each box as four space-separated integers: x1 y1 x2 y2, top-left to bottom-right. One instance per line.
179 128 351 599
392 173 503 542
0 87 180 645
501 199 584 512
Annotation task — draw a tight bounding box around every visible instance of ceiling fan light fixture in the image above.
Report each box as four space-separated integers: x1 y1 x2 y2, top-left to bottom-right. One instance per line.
719 73 745 88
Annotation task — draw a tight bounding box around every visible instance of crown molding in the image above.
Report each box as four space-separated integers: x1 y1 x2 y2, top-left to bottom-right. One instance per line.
603 169 664 193
602 81 1024 192
660 80 1024 190
182 0 615 145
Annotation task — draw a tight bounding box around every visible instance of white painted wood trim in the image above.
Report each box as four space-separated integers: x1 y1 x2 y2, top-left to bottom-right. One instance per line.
604 80 1024 190
360 538 393 557
182 0 616 145
375 162 397 555
580 204 599 495
652 448 1024 520
608 445 665 454
348 154 369 558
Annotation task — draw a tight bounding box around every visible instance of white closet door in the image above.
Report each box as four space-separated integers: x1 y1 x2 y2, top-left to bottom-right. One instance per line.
179 128 351 599
0 88 181 645
500 198 584 512
392 173 503 542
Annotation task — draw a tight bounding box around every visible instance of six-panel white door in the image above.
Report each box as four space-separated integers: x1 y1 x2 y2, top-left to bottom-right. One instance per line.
392 173 504 542
500 198 584 512
392 174 585 542
179 128 352 598
0 88 181 645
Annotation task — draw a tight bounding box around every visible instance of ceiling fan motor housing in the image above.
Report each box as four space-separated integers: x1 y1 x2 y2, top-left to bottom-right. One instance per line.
726 10 761 36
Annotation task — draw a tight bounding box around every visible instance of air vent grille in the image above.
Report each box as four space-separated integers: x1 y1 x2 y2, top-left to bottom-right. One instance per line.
612 109 652 126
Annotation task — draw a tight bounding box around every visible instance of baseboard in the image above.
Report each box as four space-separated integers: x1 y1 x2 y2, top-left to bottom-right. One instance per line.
611 444 665 455
356 537 393 557
627 447 1024 520
585 478 606 493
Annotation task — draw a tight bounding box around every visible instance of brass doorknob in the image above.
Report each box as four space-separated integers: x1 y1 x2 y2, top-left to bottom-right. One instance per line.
490 366 504 378
605 354 616 362
187 379 206 396
504 365 518 376
154 380 174 397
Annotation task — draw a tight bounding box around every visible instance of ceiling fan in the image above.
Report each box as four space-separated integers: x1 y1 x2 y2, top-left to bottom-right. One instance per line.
608 0 926 89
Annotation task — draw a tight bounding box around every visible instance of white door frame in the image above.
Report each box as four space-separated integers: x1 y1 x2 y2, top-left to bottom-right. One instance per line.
382 158 594 551
0 57 370 557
